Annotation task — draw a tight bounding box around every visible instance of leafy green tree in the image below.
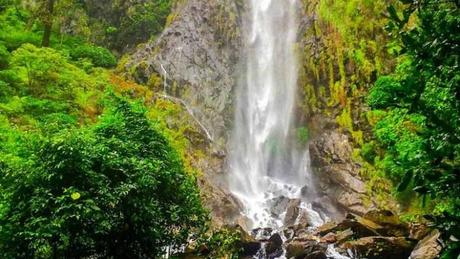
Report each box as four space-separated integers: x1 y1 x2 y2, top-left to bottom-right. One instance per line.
84 0 173 52
0 97 207 258
32 0 78 47
368 0 459 255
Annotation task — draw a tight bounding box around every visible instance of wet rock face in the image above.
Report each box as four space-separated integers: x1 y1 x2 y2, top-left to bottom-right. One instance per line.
284 199 302 226
265 233 283 257
269 196 291 216
168 99 244 229
342 236 415 259
410 230 443 259
309 129 375 216
285 240 327 259
123 0 243 143
198 177 246 229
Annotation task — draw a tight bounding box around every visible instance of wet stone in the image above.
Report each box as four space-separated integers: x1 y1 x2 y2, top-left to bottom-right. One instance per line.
269 196 290 216
320 232 337 243
286 240 327 259
252 227 273 241
241 241 262 257
284 199 302 226
265 233 283 255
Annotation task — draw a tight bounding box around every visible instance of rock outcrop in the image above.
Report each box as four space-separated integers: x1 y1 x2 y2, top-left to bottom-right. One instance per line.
309 128 375 215
197 208 433 258
284 210 418 258
342 236 415 259
123 0 243 144
410 230 443 259
286 240 328 259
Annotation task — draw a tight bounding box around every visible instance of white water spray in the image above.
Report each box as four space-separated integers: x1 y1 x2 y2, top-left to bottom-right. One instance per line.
228 0 322 229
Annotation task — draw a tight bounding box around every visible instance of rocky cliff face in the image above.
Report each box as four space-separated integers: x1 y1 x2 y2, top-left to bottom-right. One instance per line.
120 0 245 227
309 126 374 216
122 0 243 146
298 0 399 218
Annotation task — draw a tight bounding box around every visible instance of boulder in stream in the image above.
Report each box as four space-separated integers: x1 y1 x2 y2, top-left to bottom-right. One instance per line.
265 233 284 258
284 199 302 226
341 236 415 259
286 240 328 259
270 196 291 216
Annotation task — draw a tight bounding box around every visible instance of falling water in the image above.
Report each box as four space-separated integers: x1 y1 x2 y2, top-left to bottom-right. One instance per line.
228 0 323 229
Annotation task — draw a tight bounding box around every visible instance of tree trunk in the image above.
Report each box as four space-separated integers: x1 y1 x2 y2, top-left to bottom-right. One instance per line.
41 0 55 47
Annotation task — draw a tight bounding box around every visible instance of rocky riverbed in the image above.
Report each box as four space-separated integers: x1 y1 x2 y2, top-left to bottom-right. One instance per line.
234 209 442 259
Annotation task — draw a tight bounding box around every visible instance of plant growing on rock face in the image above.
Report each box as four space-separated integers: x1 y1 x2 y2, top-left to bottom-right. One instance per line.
297 127 310 144
369 0 460 256
0 97 208 258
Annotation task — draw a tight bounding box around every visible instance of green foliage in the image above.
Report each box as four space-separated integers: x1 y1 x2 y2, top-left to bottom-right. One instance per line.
0 7 43 49
86 0 173 51
370 0 460 255
300 0 399 149
368 76 404 108
0 97 207 258
297 127 310 144
0 43 109 126
11 43 74 94
0 4 211 258
70 45 117 68
360 141 377 163
201 227 241 258
0 42 9 68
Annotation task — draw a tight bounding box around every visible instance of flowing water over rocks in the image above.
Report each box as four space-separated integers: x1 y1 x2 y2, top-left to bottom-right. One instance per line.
227 0 339 257
228 0 322 230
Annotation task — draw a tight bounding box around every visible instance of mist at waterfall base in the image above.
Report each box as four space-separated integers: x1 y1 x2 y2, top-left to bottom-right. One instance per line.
228 0 327 231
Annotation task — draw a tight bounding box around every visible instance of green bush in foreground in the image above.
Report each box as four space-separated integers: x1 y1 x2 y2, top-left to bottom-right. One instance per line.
0 98 207 258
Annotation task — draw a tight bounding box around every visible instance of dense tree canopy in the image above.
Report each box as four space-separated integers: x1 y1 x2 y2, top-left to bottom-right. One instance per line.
368 0 460 255
0 97 207 258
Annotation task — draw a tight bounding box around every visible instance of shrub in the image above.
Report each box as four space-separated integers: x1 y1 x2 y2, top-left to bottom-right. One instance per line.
360 141 377 163
0 42 9 68
0 80 11 100
0 98 207 258
70 45 117 68
367 76 403 109
0 7 42 50
9 43 99 98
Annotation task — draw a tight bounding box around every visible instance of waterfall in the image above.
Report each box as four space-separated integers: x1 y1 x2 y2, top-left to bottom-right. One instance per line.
228 0 323 229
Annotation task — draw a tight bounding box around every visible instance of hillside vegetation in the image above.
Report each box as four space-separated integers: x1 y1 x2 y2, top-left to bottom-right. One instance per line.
0 2 214 257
